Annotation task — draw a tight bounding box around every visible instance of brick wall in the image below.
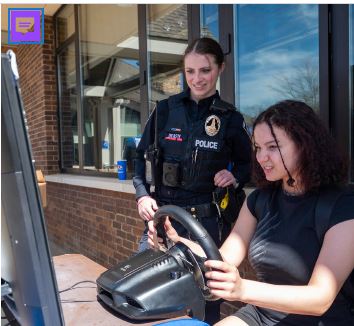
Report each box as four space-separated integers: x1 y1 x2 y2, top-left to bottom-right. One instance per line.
45 182 145 267
14 16 59 175
1 44 17 54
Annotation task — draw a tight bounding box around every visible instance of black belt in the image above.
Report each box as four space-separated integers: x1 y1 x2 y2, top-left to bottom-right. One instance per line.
181 203 217 219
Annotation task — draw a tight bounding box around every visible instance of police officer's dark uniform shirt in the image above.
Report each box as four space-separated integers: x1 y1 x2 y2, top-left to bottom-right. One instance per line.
133 89 252 207
233 187 354 326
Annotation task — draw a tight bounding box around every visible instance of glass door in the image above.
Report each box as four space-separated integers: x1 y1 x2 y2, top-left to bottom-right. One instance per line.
233 4 319 127
147 4 188 113
79 4 141 176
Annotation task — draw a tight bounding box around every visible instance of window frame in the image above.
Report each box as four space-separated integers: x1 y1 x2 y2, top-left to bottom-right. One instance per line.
329 5 351 181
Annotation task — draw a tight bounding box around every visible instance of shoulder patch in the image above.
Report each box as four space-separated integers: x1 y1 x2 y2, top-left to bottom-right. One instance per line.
210 98 236 113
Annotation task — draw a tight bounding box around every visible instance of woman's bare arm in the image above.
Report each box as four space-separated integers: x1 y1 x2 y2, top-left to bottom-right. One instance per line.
206 219 354 316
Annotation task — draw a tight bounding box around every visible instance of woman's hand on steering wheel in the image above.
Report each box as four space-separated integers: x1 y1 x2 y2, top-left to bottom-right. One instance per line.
147 217 180 249
163 217 180 243
204 260 243 301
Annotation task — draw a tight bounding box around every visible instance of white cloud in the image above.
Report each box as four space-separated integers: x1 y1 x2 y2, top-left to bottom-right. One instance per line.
237 49 316 111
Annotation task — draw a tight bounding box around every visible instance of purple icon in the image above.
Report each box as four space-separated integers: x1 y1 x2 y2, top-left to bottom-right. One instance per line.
8 8 44 44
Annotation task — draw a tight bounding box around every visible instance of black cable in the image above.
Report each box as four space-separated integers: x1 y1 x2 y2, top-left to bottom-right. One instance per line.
59 280 96 294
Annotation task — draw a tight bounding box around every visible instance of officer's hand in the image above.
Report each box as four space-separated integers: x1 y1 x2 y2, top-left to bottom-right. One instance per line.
214 169 236 188
137 196 158 221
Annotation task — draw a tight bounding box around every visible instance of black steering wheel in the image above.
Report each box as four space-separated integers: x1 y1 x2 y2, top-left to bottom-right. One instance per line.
154 205 223 300
154 205 222 261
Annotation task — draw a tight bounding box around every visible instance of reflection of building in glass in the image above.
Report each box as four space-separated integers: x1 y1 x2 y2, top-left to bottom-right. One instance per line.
149 5 187 41
148 4 188 106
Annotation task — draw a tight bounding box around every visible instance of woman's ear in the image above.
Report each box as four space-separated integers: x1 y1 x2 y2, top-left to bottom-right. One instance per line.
219 62 225 75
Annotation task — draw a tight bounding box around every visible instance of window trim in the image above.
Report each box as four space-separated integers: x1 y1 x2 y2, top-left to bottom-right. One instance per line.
319 4 330 127
138 4 149 133
219 4 235 105
188 5 200 45
330 5 350 159
74 4 84 171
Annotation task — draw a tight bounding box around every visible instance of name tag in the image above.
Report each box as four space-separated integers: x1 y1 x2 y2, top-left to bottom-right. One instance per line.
165 133 183 142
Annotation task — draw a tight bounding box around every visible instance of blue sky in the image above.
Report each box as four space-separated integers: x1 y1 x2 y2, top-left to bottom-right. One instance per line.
202 4 319 117
235 4 319 116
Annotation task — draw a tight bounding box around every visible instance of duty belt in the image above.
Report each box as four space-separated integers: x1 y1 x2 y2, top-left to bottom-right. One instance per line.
181 203 217 219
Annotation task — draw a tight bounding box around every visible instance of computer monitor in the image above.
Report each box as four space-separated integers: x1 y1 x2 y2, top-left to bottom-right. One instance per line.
1 53 64 326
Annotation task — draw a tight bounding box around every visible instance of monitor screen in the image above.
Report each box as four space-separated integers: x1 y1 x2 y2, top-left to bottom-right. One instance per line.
1 53 64 326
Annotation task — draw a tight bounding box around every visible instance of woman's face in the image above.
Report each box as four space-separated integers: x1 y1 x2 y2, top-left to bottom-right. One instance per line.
253 122 301 188
184 52 224 102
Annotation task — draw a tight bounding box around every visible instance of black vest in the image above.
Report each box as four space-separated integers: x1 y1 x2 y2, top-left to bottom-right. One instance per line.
158 93 234 193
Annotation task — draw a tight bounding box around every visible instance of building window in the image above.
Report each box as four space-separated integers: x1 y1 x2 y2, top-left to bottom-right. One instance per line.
79 4 140 176
234 4 319 126
57 4 141 178
56 4 75 47
350 5 354 182
200 4 219 39
147 4 188 113
200 4 221 93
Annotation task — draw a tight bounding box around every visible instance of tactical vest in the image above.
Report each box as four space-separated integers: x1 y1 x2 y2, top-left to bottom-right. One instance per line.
158 93 234 193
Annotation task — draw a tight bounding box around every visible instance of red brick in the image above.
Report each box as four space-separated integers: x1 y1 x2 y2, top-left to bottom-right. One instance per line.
8 16 59 175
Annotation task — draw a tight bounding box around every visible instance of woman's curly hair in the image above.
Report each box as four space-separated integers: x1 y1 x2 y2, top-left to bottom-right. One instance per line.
252 100 348 191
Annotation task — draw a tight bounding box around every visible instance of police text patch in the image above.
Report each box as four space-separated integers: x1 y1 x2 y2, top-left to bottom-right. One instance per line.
195 138 219 151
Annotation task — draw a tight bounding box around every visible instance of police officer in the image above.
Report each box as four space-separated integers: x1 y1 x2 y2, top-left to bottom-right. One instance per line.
133 37 252 324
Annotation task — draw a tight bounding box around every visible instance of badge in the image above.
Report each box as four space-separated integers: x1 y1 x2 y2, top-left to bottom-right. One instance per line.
205 115 221 136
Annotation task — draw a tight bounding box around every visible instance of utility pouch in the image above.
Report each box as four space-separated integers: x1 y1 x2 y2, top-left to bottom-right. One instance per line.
144 147 161 186
145 149 154 184
145 101 161 186
145 161 153 184
214 187 246 224
162 161 181 187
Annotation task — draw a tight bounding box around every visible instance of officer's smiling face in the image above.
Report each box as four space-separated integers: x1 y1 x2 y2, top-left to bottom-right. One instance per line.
184 52 224 103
